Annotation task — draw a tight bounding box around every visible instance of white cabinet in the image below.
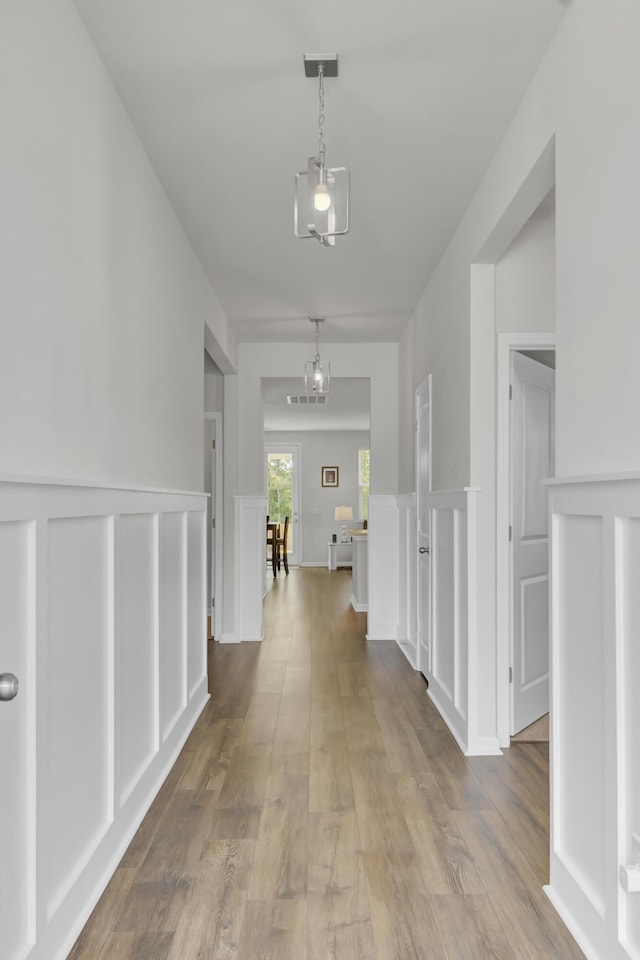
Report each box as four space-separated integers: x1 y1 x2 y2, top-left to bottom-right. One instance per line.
351 535 368 611
327 541 352 570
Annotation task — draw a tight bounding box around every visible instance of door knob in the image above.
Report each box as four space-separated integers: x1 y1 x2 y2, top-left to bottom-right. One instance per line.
419 546 429 555
0 673 19 701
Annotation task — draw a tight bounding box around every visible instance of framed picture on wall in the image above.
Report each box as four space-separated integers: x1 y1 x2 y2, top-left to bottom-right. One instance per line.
321 466 339 487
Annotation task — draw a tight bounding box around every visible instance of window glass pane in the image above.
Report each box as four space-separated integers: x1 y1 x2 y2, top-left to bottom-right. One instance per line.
267 453 292 526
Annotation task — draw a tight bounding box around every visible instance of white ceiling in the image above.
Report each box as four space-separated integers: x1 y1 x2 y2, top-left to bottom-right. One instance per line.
263 377 370 432
73 0 568 347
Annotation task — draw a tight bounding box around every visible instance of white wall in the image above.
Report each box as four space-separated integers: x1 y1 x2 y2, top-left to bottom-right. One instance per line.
236 342 398 496
474 0 639 479
220 341 396 635
0 0 225 493
395 1 640 956
398 200 554 494
0 7 225 957
495 210 555 333
266 430 369 564
404 260 471 492
398 330 416 494
204 352 225 413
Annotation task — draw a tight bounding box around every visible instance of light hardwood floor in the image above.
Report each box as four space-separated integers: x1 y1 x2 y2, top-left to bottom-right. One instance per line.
68 567 585 959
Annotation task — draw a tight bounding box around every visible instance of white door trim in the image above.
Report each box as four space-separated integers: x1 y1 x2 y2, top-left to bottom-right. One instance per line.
496 333 555 747
205 412 223 640
415 376 432 676
415 376 432 495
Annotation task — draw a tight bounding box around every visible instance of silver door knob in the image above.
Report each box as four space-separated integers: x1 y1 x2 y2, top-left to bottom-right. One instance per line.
0 673 19 701
418 546 429 555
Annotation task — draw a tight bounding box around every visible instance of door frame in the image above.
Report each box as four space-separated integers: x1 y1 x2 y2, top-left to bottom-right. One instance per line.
415 375 432 676
264 442 302 566
205 412 223 640
496 333 555 746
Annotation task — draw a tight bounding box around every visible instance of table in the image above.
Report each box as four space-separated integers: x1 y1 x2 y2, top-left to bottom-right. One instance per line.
328 540 352 571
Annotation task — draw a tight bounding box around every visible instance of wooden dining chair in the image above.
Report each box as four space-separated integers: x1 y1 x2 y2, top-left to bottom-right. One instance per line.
266 515 278 578
275 516 290 575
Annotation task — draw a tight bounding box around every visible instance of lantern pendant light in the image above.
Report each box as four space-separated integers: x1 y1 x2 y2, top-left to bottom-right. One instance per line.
304 318 331 395
294 55 350 247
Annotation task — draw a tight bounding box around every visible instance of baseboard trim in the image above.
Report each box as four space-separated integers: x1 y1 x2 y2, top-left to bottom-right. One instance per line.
465 735 503 757
396 638 417 669
366 623 397 640
543 885 603 960
427 681 468 755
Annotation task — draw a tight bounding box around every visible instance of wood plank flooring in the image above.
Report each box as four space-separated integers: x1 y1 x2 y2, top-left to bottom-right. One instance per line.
68 567 585 960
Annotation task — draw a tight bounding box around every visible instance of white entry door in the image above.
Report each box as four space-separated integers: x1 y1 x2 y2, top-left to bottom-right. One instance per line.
510 352 555 734
265 444 301 566
416 377 432 676
0 522 32 960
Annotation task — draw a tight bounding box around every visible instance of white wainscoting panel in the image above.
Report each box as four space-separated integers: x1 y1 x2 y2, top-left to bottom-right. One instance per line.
396 494 417 666
426 490 475 753
432 507 456 701
556 514 606 916
385 490 491 755
159 512 187 742
0 478 208 960
546 474 640 960
118 514 158 807
367 495 398 640
0 521 35 960
187 511 207 699
45 516 114 919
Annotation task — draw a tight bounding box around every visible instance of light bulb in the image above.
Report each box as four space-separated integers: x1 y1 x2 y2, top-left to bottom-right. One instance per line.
314 183 331 212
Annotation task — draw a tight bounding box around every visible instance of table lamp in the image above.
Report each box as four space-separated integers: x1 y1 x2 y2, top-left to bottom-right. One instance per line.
335 505 353 542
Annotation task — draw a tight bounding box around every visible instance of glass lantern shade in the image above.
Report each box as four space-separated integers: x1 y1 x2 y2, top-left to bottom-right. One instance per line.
295 156 350 247
304 358 331 395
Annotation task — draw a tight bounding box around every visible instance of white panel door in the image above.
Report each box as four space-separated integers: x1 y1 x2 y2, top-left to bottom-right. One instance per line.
0 522 32 960
210 423 217 616
511 352 555 734
207 413 223 640
416 377 432 676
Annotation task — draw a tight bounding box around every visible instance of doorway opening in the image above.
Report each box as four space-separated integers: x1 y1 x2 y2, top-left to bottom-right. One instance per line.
261 376 371 575
205 412 223 641
496 335 555 743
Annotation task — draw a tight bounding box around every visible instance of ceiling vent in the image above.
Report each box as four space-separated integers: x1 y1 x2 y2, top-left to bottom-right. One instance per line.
286 394 327 405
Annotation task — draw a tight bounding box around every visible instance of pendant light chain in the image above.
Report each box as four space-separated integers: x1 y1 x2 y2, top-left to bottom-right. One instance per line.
294 54 349 245
305 317 330 394
317 65 326 169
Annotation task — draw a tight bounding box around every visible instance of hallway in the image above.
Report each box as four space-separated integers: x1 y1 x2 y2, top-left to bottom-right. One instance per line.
67 568 584 959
